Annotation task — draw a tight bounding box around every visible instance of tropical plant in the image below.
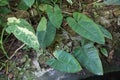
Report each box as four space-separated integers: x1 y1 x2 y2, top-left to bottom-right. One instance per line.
1 0 118 79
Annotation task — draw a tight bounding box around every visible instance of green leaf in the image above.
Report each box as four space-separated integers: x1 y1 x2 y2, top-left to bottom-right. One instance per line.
38 0 52 4
74 42 103 75
36 17 56 48
6 17 39 50
46 5 63 28
73 12 92 22
23 0 35 7
0 0 8 6
100 48 108 57
99 25 112 39
39 4 48 12
7 17 35 33
47 50 82 73
81 37 91 46
18 0 29 10
67 12 105 44
66 0 73 5
0 7 11 14
104 0 120 5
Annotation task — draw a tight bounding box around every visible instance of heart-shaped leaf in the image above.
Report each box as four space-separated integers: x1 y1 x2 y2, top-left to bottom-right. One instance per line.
47 50 82 73
46 5 63 28
67 12 105 44
74 42 103 75
7 17 35 33
6 17 39 50
36 17 56 48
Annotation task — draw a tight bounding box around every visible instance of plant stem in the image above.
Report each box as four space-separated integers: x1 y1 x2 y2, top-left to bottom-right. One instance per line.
0 28 9 59
62 11 72 15
8 43 25 60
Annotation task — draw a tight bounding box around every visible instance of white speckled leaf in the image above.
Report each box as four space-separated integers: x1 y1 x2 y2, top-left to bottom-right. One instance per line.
6 17 39 50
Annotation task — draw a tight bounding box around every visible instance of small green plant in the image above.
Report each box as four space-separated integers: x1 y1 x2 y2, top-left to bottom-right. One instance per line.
5 2 113 76
47 11 112 75
1 0 118 79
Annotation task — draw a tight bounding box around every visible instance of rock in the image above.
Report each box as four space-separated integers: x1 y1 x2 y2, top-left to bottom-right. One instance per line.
37 69 93 80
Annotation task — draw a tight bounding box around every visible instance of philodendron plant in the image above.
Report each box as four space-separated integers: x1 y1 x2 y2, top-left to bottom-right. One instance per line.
6 3 112 75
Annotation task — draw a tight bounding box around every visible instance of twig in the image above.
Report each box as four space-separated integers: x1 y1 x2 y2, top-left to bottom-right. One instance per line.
62 11 72 15
8 43 25 61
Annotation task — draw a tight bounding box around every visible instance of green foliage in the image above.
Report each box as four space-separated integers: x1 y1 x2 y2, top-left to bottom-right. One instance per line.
17 0 29 10
0 0 114 78
7 17 35 33
0 7 11 14
100 48 108 57
5 4 112 75
47 50 82 73
6 17 39 51
38 0 52 4
46 5 63 28
0 0 8 6
39 4 48 12
98 25 112 39
36 17 56 48
67 12 105 44
23 0 35 7
74 42 103 75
